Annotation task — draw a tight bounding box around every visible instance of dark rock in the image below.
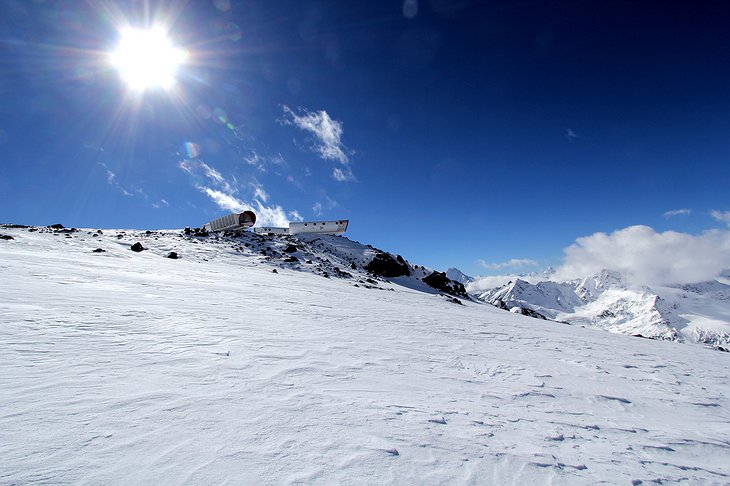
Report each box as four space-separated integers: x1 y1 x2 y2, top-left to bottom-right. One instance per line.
145 230 153 235
2 224 29 228
422 271 468 299
366 278 377 284
512 307 547 320
0 234 15 240
96 229 103 234
49 224 64 229
284 244 298 253
283 256 299 263
493 299 510 311
272 269 278 273
351 262 357 270
717 346 729 352
333 267 353 279
130 242 144 252
166 251 178 259
184 227 191 235
365 252 410 278
447 296 463 305
92 248 105 253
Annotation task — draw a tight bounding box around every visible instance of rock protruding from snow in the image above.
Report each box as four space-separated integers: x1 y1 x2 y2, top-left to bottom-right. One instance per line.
365 252 410 278
510 307 548 320
423 271 469 299
130 242 145 252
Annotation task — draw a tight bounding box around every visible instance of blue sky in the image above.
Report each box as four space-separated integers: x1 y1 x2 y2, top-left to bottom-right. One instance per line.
1 0 729 278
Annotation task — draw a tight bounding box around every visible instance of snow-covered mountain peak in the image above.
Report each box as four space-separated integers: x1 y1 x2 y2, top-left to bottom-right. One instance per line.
445 267 473 284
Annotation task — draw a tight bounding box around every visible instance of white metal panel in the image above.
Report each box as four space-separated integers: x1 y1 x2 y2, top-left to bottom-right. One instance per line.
289 220 349 235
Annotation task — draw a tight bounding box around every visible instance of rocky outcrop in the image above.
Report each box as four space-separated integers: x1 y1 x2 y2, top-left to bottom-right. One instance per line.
510 307 548 320
130 242 145 252
423 271 468 299
365 252 410 278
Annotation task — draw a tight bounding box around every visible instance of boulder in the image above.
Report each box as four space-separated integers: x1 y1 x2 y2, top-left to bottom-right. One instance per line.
130 242 144 252
510 307 548 320
365 252 410 278
284 245 298 253
422 271 468 299
166 251 178 259
92 248 106 253
0 234 14 240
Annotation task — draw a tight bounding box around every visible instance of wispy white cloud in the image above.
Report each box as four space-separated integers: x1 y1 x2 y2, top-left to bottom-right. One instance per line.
288 210 304 222
100 164 134 197
332 167 355 182
250 180 268 202
152 199 169 209
312 202 323 217
554 225 730 285
180 158 298 227
312 196 339 217
199 187 249 213
281 105 355 182
566 128 578 141
179 159 234 193
479 258 539 270
663 208 692 218
711 210 730 227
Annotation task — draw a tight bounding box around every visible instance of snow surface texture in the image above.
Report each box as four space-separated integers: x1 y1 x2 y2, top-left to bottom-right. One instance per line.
1 226 730 484
472 269 730 347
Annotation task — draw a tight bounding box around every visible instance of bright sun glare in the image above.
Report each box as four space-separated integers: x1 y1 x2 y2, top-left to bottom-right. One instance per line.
110 28 187 91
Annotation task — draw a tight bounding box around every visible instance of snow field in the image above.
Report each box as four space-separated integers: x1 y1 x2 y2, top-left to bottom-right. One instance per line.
1 227 729 484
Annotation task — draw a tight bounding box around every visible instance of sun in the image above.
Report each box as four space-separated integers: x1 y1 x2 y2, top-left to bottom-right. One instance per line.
110 28 187 91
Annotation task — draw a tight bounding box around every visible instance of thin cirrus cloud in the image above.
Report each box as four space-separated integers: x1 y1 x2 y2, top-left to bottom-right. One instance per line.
663 208 692 218
478 258 539 270
711 210 730 227
281 105 355 182
178 159 294 227
312 196 339 217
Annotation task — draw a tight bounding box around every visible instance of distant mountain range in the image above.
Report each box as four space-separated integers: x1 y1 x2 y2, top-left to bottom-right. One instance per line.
467 269 730 347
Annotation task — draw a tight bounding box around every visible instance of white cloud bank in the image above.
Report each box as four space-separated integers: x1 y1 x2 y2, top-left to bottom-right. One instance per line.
554 225 730 285
281 105 355 182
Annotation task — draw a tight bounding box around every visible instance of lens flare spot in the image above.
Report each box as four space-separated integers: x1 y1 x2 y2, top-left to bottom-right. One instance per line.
183 141 201 158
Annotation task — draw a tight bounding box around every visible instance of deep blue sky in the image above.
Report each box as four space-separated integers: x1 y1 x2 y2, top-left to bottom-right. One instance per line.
1 0 729 276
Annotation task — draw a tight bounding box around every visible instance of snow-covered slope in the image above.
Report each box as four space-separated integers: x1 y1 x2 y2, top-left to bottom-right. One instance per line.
1 225 730 484
471 270 730 346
